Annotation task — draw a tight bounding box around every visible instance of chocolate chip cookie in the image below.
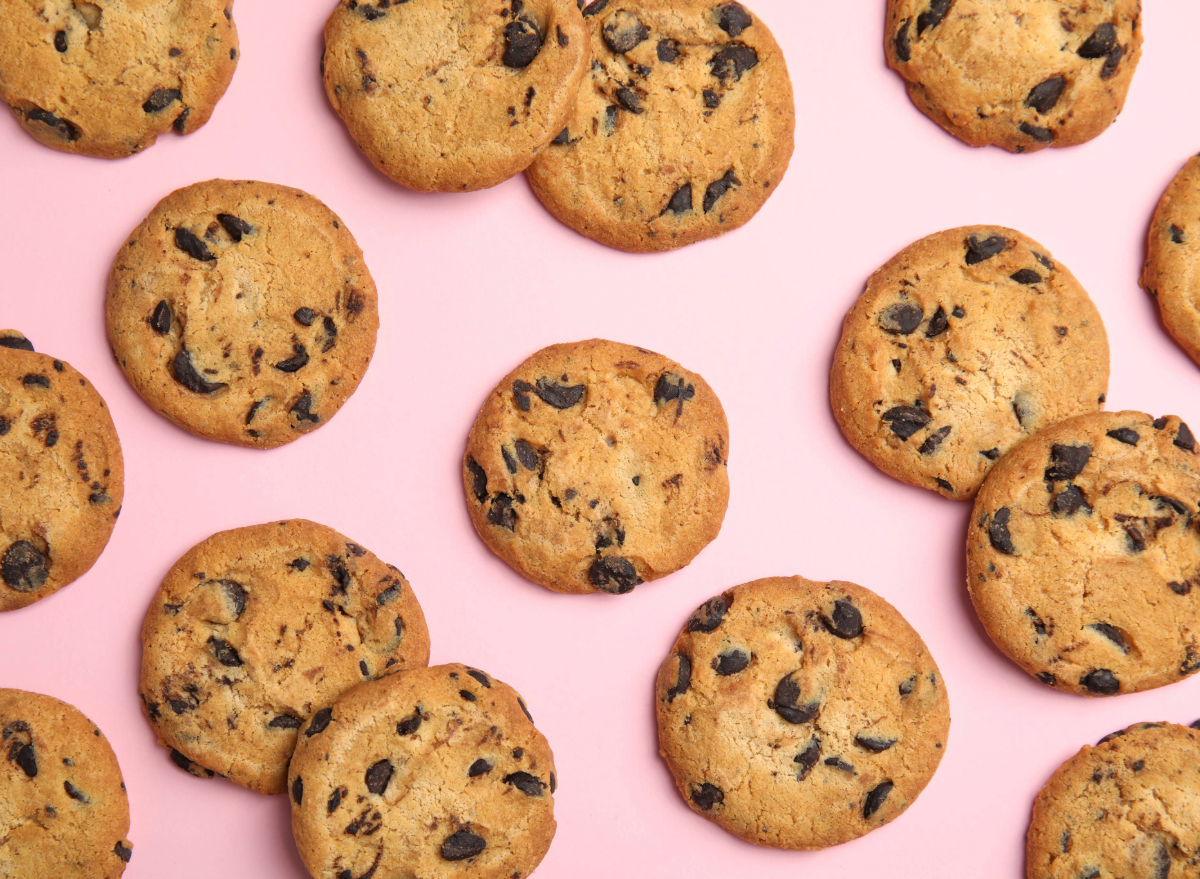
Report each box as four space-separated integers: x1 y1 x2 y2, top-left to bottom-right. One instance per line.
525 0 794 252
885 0 1142 152
139 520 430 794
463 339 729 594
1142 152 1200 369
289 664 556 879
1026 722 1199 878
0 0 238 159
968 411 1200 696
0 688 134 877
656 576 951 850
322 0 590 192
107 179 379 449
831 226 1109 500
0 334 124 612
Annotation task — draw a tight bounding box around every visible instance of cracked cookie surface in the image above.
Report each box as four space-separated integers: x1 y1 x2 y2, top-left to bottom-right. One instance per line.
0 334 124 612
139 519 430 794
322 0 590 192
0 0 238 158
0 688 133 879
655 576 950 850
525 0 794 252
968 411 1200 696
1142 153 1200 370
107 179 379 449
885 0 1142 152
830 225 1109 500
462 338 728 595
1026 721 1200 878
289 663 556 879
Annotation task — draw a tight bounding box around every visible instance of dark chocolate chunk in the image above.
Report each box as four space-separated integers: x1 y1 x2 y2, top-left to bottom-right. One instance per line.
824 756 854 773
881 404 930 440
514 439 539 471
2 541 48 593
13 742 36 777
1025 76 1066 113
207 636 242 667
217 213 252 242
656 38 680 62
924 306 949 338
503 17 543 68
274 344 309 373
290 391 319 424
174 228 215 262
169 748 213 777
269 714 302 729
603 11 648 53
793 739 821 780
965 234 1007 265
0 335 33 351
466 457 489 503
1080 669 1119 695
690 782 723 810
687 595 728 632
25 108 78 141
294 307 316 326
441 829 486 861
893 19 911 61
703 169 739 212
581 0 608 15
292 775 303 805
502 446 518 474
855 734 896 752
915 0 950 35
1010 269 1043 284
55 30 68 52
1019 123 1054 143
64 780 89 801
22 374 49 389
365 759 393 794
663 183 693 215
1089 623 1128 652
533 377 585 408
988 508 1016 554
654 373 695 412
114 843 133 863
504 771 546 796
615 87 643 113
665 654 691 701
709 43 757 83
822 599 863 639
486 494 517 531
1170 225 1185 244
150 300 172 334
305 707 333 736
396 711 423 736
1045 444 1091 481
878 303 924 335
588 556 641 593
1106 427 1139 445
327 786 345 812
712 649 749 676
1077 24 1116 59
142 88 181 113
918 425 951 455
466 669 491 688
468 758 493 777
863 781 894 818
551 127 570 144
716 2 752 36
772 673 819 724
1051 484 1090 516
1175 421 1196 451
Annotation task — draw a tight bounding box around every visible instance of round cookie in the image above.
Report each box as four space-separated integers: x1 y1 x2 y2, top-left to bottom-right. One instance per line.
884 0 1142 153
107 179 379 449
322 0 590 192
525 0 794 252
462 339 729 595
1142 152 1200 368
0 0 237 159
1026 722 1200 878
0 689 134 878
0 334 124 612
139 519 430 794
655 576 950 850
968 411 1200 696
289 663 556 879
830 226 1109 500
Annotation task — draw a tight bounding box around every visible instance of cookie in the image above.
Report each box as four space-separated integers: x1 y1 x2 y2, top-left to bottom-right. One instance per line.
107 179 379 449
656 576 950 850
462 339 729 594
885 0 1142 153
525 0 794 252
1026 722 1200 878
968 411 1200 696
0 0 237 159
1142 152 1200 368
289 663 556 879
0 334 124 612
0 689 134 878
139 519 430 794
830 226 1109 500
322 0 590 192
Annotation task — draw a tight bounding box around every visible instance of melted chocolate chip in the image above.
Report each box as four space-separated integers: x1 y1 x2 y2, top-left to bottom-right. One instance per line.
988 508 1016 554
588 557 641 593
665 654 691 701
207 636 242 667
217 213 252 242
656 39 680 62
822 599 863 639
893 19 911 61
772 673 819 724
269 714 302 729
709 43 757 83
855 734 896 752
305 707 333 736
396 711 423 736
466 457 489 503
1045 444 1091 481
691 782 723 810
1106 427 1139 445
292 776 303 805
441 829 486 861
1077 24 1116 59
2 541 48 593
25 108 79 141
504 771 546 796
365 759 393 794
712 649 749 675
503 17 543 68
150 300 172 334
274 344 309 373
716 2 752 36
965 234 1007 265
794 739 821 779
1025 76 1065 114
703 169 739 212
603 10 647 53
878 303 924 335
533 377 585 408
882 404 931 440
687 595 728 632
142 88 181 113
174 228 214 262
918 425 951 455
1175 421 1196 452
863 780 894 818
915 0 950 35
1051 484 1090 516
663 183 693 215
1080 669 1119 695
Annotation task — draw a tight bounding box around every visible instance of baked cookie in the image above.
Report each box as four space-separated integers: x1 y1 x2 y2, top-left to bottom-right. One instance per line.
462 339 728 594
0 689 134 878
0 0 237 159
322 0 590 192
525 0 794 252
830 226 1109 500
1142 152 1200 368
107 179 379 449
1026 722 1200 878
885 0 1142 153
289 664 556 879
656 576 950 850
0 334 124 612
139 520 430 794
968 411 1200 696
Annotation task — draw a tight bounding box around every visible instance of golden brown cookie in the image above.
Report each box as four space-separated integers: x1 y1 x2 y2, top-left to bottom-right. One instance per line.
831 226 1109 500
1142 152 1200 368
0 333 124 612
525 0 794 252
0 0 238 158
107 179 379 449
462 339 729 594
656 576 950 850
140 520 430 794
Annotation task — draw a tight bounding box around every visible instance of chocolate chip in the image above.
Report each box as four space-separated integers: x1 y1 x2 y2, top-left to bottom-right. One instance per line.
305 707 333 736
580 0 608 15
533 377 584 408
822 599 863 639
149 300 172 334
207 636 242 667
25 108 79 141
327 786 345 812
899 677 915 696
174 227 215 262
863 781 894 818
169 748 212 777
1088 623 1128 653
396 711 423 736
716 2 752 36
465 758 492 778
1170 224 1185 244
1019 122 1054 143
881 404 930 440
1077 23 1116 59
793 739 821 780
503 17 543 68
114 843 133 863
0 334 33 351
290 391 319 424
514 439 539 471
142 88 181 113
293 307 316 327
691 782 723 810
22 374 48 388
935 477 953 493
703 169 739 212
274 344 309 373
588 557 641 593
365 759 393 794
1045 444 1091 481
54 30 68 51
1106 427 1139 445
2 541 48 592
1080 669 1119 695
486 494 517 530
657 38 680 62
172 349 225 393
517 697 533 722
1169 580 1193 596
1025 76 1066 113
709 43 757 83
988 508 1016 554
1036 671 1056 685
12 742 36 777
772 673 819 724
1011 268 1043 285
878 303 924 335
893 20 911 61
923 306 949 338
663 183 693 215
441 829 486 861
466 669 491 688
1175 421 1196 451
466 457 489 503
1051 484 1090 516
269 714 302 729
504 771 546 796
918 425 951 455
687 596 728 632
665 654 691 701
915 0 950 35
654 373 695 414
603 11 647 53
965 234 1007 265
855 734 896 752
64 780 89 801
615 87 643 113
712 649 749 675
217 213 252 242
291 776 303 805
824 756 854 773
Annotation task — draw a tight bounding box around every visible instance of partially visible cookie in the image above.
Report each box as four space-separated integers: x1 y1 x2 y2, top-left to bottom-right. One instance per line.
0 334 124 612
831 226 1109 500
107 179 379 448
289 664 556 879
885 0 1142 152
0 0 238 158
1142 152 1200 368
525 0 794 252
462 339 729 594
968 411 1200 696
656 576 950 850
1026 722 1200 878
0 689 133 878
139 520 430 794
322 0 590 192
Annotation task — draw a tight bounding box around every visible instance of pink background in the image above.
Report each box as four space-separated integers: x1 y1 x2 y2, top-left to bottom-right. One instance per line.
3 1 1200 876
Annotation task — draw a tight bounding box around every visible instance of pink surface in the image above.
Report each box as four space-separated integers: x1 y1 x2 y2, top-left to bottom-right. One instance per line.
2 1 1200 876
